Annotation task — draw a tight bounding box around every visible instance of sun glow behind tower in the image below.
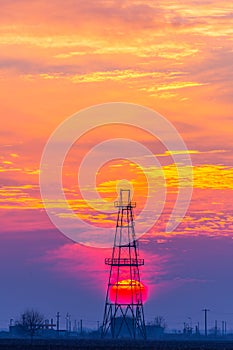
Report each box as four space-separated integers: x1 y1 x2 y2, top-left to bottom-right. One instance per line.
110 279 148 304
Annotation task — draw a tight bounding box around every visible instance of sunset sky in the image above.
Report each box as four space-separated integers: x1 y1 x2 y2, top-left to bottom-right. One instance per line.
0 0 233 331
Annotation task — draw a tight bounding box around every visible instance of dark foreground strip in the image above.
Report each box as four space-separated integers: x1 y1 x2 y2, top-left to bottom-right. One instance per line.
1 339 233 350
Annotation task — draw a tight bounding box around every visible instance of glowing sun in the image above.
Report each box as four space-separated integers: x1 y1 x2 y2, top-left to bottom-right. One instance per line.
110 279 148 304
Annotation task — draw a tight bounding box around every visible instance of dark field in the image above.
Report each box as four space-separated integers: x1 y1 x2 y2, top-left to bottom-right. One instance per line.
1 339 233 350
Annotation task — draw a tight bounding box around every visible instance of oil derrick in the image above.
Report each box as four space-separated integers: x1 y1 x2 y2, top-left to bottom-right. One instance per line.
102 189 146 339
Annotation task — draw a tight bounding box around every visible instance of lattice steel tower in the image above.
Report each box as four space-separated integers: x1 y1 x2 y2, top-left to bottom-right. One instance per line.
102 189 146 339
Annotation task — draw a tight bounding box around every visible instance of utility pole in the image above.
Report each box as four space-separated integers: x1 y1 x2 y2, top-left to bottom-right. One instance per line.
222 321 227 336
69 316 71 332
56 312 60 334
73 320 78 333
66 313 71 333
202 309 210 336
214 320 217 336
80 319 83 336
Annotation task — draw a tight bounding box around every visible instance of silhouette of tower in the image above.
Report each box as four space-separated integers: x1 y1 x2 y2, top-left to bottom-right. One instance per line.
102 189 146 339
